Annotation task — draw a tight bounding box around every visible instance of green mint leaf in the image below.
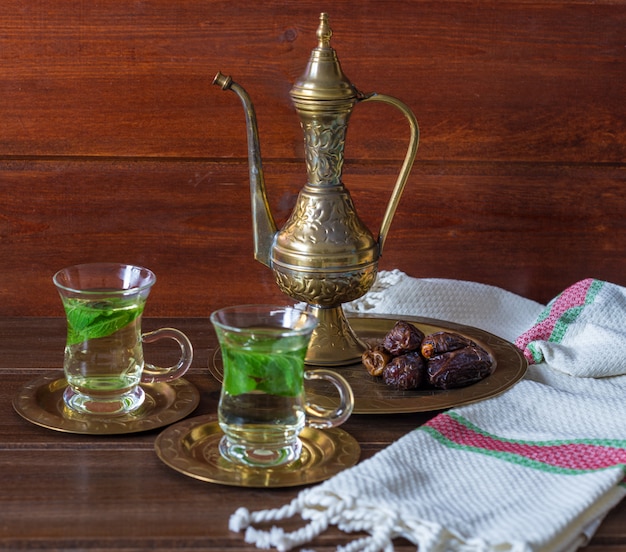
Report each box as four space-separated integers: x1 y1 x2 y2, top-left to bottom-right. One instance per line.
63 298 144 345
222 348 304 397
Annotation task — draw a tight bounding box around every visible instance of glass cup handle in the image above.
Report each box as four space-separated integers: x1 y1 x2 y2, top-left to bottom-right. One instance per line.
140 328 194 384
303 369 354 429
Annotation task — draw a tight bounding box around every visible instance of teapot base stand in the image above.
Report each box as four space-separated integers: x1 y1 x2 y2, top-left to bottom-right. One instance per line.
304 305 366 367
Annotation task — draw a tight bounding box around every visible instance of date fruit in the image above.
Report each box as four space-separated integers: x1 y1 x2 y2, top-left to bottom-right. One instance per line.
362 345 393 377
427 344 493 389
381 321 424 355
421 331 474 359
382 352 425 390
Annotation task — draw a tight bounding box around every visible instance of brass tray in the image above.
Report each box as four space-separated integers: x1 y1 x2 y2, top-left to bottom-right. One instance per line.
210 314 527 414
155 416 360 488
13 371 200 435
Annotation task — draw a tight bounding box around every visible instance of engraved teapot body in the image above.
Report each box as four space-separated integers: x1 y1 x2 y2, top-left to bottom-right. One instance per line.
213 13 419 365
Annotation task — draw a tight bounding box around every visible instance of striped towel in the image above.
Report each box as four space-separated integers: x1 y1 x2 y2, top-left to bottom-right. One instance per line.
230 273 626 552
516 278 626 377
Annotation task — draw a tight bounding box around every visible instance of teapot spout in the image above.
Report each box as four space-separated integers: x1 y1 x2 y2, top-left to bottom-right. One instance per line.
213 72 277 267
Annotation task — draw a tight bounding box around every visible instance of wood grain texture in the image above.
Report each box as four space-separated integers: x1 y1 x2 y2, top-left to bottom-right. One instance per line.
1 160 624 314
0 0 624 315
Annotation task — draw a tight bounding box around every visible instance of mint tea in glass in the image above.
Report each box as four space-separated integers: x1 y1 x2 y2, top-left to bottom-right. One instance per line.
54 263 193 416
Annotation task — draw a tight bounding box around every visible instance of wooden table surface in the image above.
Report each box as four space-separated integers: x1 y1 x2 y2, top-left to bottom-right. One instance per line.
1 317 624 551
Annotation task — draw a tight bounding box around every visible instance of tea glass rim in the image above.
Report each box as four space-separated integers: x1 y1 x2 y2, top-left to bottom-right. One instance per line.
53 262 156 296
210 304 317 337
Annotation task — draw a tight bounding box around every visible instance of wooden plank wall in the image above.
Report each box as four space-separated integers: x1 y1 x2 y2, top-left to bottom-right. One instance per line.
1 1 624 317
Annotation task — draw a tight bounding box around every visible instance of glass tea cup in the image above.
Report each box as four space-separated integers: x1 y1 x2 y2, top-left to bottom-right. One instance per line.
210 305 354 468
53 263 193 416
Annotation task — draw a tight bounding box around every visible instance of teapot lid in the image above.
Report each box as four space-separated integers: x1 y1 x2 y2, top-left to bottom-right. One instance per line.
290 13 358 104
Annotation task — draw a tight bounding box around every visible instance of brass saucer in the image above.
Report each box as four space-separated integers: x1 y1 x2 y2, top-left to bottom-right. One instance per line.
155 415 361 488
13 371 200 435
210 314 528 414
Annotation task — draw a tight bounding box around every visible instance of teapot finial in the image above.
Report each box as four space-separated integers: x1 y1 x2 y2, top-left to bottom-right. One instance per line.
317 13 332 47
290 13 357 103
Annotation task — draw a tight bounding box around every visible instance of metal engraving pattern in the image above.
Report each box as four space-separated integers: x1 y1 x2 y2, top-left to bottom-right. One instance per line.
302 119 346 186
272 267 376 306
275 189 372 249
13 372 200 435
155 416 361 488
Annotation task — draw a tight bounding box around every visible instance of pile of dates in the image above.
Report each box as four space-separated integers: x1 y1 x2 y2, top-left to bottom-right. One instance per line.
362 320 494 390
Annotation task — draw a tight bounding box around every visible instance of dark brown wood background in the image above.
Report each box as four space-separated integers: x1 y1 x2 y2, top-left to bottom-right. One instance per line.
1 0 624 317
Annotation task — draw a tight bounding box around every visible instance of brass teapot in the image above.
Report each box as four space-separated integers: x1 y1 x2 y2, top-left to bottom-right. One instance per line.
213 13 419 366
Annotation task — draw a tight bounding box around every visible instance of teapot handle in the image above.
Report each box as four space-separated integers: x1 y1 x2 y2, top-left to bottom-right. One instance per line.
359 93 420 255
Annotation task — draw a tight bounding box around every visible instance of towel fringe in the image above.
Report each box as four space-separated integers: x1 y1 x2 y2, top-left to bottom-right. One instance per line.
230 490 402 552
